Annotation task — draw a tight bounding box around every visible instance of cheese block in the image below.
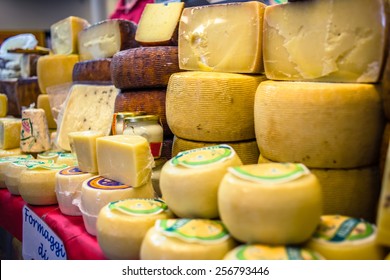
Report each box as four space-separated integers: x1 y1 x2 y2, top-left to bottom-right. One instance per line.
0 155 33 188
20 54 40 78
0 148 23 158
172 136 259 165
111 47 180 90
135 2 184 46
97 198 173 260
96 135 154 188
68 130 104 173
55 84 119 151
55 166 95 216
37 54 79 93
263 0 387 82
0 118 21 149
72 59 112 83
78 19 139 61
50 16 90 55
255 81 384 169
306 215 386 260
167 71 266 142
19 163 69 205
219 163 322 244
224 244 325 260
20 108 51 153
0 94 7 117
80 175 155 236
37 94 56 129
178 1 265 73
160 145 242 218
115 89 172 138
140 219 237 260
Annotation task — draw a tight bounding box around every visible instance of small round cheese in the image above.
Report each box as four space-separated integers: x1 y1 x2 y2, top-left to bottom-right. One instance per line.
218 163 322 245
97 198 173 260
160 144 242 218
0 155 33 188
140 219 237 260
0 148 23 158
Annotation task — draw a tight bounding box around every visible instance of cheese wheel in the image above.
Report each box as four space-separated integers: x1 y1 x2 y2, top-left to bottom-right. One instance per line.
111 47 180 90
0 155 33 188
172 136 259 165
20 108 51 153
160 145 242 218
223 244 325 260
0 118 21 149
72 59 112 83
380 123 390 177
115 89 172 138
80 175 155 236
0 93 7 117
37 94 56 129
55 166 95 216
254 81 384 169
140 219 237 260
306 215 386 260
97 198 173 260
219 163 322 245
56 153 78 166
0 148 23 158
167 71 266 142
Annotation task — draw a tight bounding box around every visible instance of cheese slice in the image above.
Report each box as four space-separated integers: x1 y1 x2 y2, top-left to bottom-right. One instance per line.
0 94 7 117
20 108 51 153
37 94 56 129
0 118 21 149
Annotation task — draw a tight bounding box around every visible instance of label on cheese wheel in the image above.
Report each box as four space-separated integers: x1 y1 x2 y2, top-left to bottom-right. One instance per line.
13 160 54 168
59 166 89 176
108 198 168 216
228 163 310 184
234 245 323 260
27 162 68 170
86 176 132 190
156 219 230 244
171 144 234 168
312 215 376 244
38 151 62 159
0 155 33 163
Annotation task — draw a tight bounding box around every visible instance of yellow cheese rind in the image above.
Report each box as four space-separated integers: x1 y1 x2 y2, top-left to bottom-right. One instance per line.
0 94 8 117
178 1 265 73
0 118 21 149
254 81 384 169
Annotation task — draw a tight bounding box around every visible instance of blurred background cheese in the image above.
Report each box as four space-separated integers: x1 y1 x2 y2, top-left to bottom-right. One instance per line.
0 118 21 149
0 94 7 117
72 58 112 84
37 94 56 129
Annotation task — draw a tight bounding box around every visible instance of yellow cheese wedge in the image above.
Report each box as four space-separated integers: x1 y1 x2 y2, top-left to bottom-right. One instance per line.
0 94 8 117
37 94 56 129
0 118 21 149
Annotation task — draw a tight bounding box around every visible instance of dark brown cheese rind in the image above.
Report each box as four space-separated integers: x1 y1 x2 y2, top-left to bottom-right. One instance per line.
72 59 112 83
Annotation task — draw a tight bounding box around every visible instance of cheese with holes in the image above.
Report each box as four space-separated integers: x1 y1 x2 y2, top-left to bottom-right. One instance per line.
55 84 119 151
20 108 51 153
178 1 265 73
263 0 387 82
135 2 184 46
219 163 322 244
140 219 237 260
68 131 104 173
306 215 386 260
78 19 138 61
37 54 79 93
51 16 90 55
80 175 155 236
55 166 94 216
72 59 112 83
167 71 266 142
160 145 242 219
0 118 21 149
0 94 7 117
254 81 384 168
97 198 173 260
37 94 56 129
0 155 33 188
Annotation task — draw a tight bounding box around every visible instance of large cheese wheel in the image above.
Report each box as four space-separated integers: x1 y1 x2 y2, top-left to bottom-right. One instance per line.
0 148 23 158
140 219 237 260
160 145 242 218
172 136 259 165
0 155 33 188
167 71 266 142
306 215 386 260
115 89 172 138
218 163 322 245
255 81 384 169
72 59 112 83
258 155 381 223
97 198 173 260
111 47 180 90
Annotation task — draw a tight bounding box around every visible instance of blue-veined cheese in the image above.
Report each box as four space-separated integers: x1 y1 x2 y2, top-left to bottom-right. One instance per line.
20 108 51 153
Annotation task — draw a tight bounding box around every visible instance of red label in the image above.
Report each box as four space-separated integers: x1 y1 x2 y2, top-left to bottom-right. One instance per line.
150 142 162 158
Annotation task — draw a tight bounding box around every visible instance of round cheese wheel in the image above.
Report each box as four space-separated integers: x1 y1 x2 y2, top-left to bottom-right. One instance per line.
72 58 112 83
111 46 180 90
0 155 33 188
140 219 237 260
223 244 325 260
97 198 173 260
56 153 78 166
219 163 322 245
306 215 386 260
55 166 95 216
0 148 23 158
166 71 267 142
254 81 384 168
160 145 242 218
172 136 259 165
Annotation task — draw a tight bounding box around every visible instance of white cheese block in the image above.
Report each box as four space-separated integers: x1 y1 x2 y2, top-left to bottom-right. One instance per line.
20 108 51 153
0 118 21 149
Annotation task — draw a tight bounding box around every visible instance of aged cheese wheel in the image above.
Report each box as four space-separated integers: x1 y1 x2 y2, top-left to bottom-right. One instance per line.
0 155 33 188
167 71 266 142
111 46 180 89
115 89 172 138
255 80 384 169
72 59 112 83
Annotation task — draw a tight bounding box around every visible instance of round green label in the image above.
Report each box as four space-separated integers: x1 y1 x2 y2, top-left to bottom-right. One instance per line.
108 198 168 216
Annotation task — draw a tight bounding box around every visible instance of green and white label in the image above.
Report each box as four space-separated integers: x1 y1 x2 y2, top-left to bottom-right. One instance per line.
108 199 168 216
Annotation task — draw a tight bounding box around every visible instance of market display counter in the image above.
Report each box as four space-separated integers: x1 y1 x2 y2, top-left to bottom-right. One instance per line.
0 188 106 260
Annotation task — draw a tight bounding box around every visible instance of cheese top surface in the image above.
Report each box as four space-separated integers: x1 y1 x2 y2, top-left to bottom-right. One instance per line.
107 198 168 217
58 166 90 176
84 176 132 190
